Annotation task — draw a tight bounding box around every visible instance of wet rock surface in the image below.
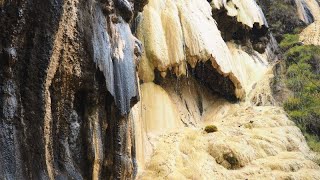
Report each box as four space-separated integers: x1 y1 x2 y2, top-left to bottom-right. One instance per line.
0 0 146 179
1 0 320 179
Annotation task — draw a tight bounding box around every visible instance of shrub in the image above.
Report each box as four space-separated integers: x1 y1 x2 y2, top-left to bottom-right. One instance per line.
283 97 301 111
305 133 320 152
288 110 310 123
279 34 300 50
285 45 320 66
256 0 306 41
280 33 320 156
204 125 218 133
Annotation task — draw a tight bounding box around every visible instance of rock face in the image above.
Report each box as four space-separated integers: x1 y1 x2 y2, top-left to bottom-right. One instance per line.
210 0 268 27
1 0 320 179
134 69 320 179
300 0 320 45
0 0 146 179
136 0 270 100
294 0 316 24
139 106 320 179
133 0 320 179
272 0 320 25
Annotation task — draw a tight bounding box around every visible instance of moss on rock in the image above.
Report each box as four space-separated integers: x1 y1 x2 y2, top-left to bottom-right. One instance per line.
204 125 218 133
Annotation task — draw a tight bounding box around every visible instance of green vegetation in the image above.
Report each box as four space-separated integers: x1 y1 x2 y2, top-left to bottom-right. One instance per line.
305 133 320 165
256 0 320 164
305 134 320 152
280 34 320 157
204 125 218 133
256 0 305 41
279 34 300 50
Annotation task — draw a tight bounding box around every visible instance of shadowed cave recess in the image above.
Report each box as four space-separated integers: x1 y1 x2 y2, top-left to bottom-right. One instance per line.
1 0 320 179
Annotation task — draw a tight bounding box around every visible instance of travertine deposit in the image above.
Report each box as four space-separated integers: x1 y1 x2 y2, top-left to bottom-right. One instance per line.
1 0 320 179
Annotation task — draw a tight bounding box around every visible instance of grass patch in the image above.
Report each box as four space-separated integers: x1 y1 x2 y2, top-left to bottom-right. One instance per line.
305 133 320 152
279 34 300 50
305 133 320 165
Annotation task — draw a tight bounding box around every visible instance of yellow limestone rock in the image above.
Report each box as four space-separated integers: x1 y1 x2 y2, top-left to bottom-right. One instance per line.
300 0 320 45
137 0 265 99
136 0 185 82
247 67 276 106
134 0 320 179
133 82 182 170
210 0 268 27
135 71 320 179
161 78 221 126
138 105 320 179
132 77 221 173
139 82 181 132
294 0 320 24
227 43 269 98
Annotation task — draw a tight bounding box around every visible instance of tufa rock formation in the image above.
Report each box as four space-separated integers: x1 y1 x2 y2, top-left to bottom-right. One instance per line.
0 0 320 179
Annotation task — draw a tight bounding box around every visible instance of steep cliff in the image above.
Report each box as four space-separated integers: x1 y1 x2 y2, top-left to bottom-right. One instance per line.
300 0 320 45
0 0 319 179
133 0 320 179
0 0 146 179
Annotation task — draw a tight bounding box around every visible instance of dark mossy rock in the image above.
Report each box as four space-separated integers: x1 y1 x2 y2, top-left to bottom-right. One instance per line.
223 153 240 169
204 125 218 133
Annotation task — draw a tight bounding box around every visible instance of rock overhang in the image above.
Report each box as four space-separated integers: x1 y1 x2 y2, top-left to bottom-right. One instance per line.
136 0 270 101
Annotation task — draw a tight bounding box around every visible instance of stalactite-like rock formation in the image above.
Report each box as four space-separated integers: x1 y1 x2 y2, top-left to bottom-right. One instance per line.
1 0 320 179
133 0 320 179
0 0 146 179
136 0 270 100
210 0 268 28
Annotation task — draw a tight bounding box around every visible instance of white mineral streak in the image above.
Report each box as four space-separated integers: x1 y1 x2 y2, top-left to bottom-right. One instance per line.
210 0 268 27
300 0 320 45
138 82 182 133
133 82 183 170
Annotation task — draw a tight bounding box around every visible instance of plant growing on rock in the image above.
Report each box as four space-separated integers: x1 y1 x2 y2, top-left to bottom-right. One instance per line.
280 33 320 155
204 125 218 133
